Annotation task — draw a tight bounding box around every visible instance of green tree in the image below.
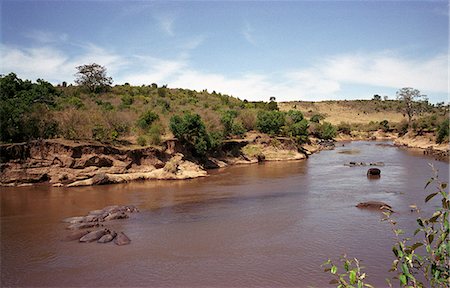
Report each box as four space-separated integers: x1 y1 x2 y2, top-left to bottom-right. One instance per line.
396 87 427 126
0 73 59 142
436 118 449 144
74 63 113 93
256 110 285 135
313 122 337 140
284 110 309 142
170 113 211 156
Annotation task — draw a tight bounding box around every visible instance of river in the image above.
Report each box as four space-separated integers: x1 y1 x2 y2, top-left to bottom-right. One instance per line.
1 141 448 287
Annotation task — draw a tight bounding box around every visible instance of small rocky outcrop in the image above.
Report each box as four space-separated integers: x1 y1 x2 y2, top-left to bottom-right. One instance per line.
61 204 138 246
356 201 393 212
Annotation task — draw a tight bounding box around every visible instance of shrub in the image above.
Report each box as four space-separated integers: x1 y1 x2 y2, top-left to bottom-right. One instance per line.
310 114 325 123
267 101 278 111
436 118 449 143
68 97 85 109
157 87 167 98
170 112 211 156
256 110 285 135
286 110 304 123
148 124 163 145
311 122 336 140
137 135 147 146
395 120 409 136
379 119 390 132
137 110 159 130
238 109 257 131
337 122 352 135
120 94 133 107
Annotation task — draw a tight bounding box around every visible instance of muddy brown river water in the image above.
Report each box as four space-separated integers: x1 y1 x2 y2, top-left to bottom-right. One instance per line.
1 141 449 287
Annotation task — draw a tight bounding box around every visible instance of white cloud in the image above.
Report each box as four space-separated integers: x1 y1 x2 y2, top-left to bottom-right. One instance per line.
25 30 68 44
118 56 187 85
321 52 448 93
1 43 446 102
0 44 126 83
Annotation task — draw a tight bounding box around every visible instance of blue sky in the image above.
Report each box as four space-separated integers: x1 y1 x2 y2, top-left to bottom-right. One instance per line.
1 1 448 103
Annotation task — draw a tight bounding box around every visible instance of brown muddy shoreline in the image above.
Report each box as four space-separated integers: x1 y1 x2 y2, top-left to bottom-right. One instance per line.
1 130 447 187
0 134 324 187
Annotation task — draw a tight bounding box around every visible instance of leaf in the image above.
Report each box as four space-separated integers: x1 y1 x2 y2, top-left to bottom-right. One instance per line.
441 182 447 189
401 263 409 275
399 274 407 285
358 280 363 288
344 260 350 271
331 265 337 275
429 211 441 223
424 178 434 189
427 234 434 244
410 242 423 251
425 192 438 202
349 270 357 284
392 247 399 257
416 218 424 227
413 228 421 236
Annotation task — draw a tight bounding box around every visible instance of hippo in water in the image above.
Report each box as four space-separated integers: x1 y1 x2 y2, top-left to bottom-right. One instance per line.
79 229 109 243
356 201 393 212
367 168 381 177
97 231 117 243
114 232 131 246
62 230 91 241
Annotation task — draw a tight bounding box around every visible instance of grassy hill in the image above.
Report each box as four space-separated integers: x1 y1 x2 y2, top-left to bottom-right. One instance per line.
280 100 409 125
1 73 448 148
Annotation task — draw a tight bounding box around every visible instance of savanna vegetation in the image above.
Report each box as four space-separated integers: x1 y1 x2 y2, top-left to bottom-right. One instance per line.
1 65 448 150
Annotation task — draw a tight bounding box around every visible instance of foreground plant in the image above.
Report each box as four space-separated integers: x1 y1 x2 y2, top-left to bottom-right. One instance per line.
323 165 449 288
322 255 374 288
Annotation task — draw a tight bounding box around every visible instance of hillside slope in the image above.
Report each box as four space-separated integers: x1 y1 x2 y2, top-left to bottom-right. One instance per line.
279 100 408 124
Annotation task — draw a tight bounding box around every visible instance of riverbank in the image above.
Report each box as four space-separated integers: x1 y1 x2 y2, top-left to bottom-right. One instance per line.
2 130 447 187
393 131 449 161
0 132 325 187
335 130 449 161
